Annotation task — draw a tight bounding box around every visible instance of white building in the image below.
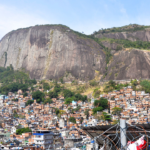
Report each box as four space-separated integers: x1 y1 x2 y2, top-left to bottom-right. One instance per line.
11 126 17 134
20 102 25 108
87 119 98 126
59 118 67 128
33 130 54 149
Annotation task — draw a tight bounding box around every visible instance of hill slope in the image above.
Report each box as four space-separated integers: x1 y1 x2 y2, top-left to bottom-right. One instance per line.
0 25 106 81
1 24 150 81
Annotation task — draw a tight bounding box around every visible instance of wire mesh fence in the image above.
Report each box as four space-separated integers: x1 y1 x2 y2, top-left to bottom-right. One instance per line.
92 120 150 150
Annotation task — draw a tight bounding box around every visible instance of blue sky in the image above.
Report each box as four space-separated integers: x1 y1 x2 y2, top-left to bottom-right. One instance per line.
0 0 150 39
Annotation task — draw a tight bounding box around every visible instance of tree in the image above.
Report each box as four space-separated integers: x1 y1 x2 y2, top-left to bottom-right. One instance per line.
32 79 37 84
99 97 108 109
94 100 101 107
100 112 111 121
75 106 81 112
89 80 98 86
84 109 90 119
74 93 83 101
94 97 108 109
140 80 150 93
43 83 50 90
131 79 138 86
68 107 74 113
16 127 32 135
48 91 58 99
43 98 53 104
12 98 18 102
65 97 73 105
108 80 116 88
82 95 87 101
63 89 74 98
80 117 84 124
32 91 45 103
112 107 122 118
131 79 138 91
92 107 103 114
30 86 34 92
23 92 28 97
60 78 64 84
54 84 61 93
69 117 76 123
13 110 19 118
55 108 60 115
58 110 66 118
26 100 34 106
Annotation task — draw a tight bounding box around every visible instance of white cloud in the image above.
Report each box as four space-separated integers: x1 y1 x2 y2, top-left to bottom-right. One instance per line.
0 4 49 39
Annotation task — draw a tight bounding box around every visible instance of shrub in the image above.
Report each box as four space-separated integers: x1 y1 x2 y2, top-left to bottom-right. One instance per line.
89 80 98 86
43 98 53 104
16 127 32 135
69 117 76 123
116 45 122 51
43 83 50 90
65 97 74 105
92 107 103 114
32 91 45 103
26 100 34 106
93 88 101 98
94 97 108 109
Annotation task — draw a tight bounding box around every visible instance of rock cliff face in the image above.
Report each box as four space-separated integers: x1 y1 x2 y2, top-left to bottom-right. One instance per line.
0 25 106 80
1 24 150 81
105 49 150 80
95 28 150 42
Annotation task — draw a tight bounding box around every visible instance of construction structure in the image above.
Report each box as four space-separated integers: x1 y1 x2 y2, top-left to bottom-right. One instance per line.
82 120 150 150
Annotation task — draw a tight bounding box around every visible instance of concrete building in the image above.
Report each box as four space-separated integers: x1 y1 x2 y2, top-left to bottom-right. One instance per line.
59 118 67 128
33 130 54 149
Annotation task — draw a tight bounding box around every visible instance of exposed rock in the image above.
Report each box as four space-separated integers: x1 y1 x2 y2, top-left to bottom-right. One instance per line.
95 28 150 42
1 24 150 81
101 41 118 50
105 49 150 80
0 25 106 81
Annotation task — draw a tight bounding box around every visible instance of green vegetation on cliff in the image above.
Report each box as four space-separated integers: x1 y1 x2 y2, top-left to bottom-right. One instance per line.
72 31 112 64
103 80 129 93
93 24 150 35
99 37 150 50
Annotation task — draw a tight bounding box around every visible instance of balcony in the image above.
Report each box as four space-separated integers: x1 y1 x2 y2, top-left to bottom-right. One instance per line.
34 140 53 145
33 136 53 140
33 137 44 140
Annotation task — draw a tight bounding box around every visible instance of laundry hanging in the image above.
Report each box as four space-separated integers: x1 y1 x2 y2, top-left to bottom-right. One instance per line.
127 136 147 150
100 145 104 150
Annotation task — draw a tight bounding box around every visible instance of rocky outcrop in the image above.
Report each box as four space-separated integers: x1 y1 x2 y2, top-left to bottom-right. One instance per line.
1 24 150 81
95 28 150 42
0 25 106 80
105 49 150 80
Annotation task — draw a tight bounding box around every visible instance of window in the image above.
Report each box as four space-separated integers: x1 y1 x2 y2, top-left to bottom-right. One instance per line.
36 135 41 138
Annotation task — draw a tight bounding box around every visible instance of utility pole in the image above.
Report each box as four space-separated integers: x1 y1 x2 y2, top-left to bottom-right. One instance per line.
120 119 127 149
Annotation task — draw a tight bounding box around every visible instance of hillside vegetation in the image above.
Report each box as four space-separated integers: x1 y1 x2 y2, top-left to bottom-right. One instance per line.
93 24 150 35
0 65 36 95
72 24 150 64
99 37 150 50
